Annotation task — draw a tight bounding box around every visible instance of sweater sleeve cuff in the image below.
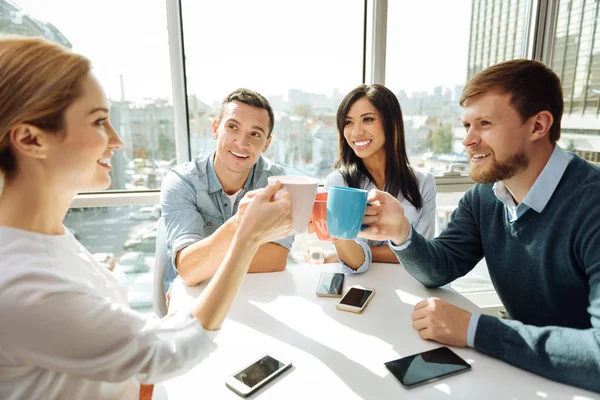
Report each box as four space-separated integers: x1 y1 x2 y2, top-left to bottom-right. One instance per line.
466 313 481 348
339 239 372 274
387 226 414 252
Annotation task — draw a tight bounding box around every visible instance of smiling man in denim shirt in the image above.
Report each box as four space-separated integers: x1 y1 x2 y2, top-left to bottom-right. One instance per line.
160 89 293 291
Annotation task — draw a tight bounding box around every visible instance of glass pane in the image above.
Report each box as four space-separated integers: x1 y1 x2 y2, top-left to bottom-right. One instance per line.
385 0 529 175
550 0 600 165
64 206 159 313
181 0 364 180
434 192 493 294
1 0 175 190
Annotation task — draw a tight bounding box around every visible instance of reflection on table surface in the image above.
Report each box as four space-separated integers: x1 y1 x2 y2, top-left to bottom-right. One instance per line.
163 263 598 400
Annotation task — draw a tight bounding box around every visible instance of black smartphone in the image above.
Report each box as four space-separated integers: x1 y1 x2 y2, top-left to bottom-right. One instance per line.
336 286 375 313
225 353 292 397
385 346 471 388
316 272 345 297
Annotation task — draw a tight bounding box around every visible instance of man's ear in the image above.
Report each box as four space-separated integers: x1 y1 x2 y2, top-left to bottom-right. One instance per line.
211 118 219 140
262 135 273 152
530 110 554 143
9 123 49 160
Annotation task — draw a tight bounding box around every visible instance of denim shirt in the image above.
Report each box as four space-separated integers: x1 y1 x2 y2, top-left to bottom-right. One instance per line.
160 152 295 291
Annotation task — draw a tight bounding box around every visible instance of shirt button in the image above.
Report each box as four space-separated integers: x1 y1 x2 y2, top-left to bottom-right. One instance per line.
235 201 239 205
207 222 212 227
224 203 228 207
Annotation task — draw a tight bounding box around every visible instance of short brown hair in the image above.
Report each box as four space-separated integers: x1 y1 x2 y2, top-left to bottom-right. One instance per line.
216 88 274 137
460 59 563 144
0 36 91 179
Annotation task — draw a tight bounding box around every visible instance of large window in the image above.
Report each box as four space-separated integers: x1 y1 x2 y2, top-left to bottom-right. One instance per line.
64 206 159 312
181 0 364 179
385 0 530 176
2 0 176 191
383 1 528 312
2 0 174 312
3 0 574 314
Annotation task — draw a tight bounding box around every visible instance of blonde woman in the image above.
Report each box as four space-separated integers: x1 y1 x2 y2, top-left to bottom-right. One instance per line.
0 36 292 400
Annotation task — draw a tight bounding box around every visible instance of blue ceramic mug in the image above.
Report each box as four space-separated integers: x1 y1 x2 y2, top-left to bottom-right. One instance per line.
326 186 369 239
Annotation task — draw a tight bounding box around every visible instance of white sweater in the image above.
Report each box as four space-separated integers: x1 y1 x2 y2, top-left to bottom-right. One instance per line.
0 227 216 400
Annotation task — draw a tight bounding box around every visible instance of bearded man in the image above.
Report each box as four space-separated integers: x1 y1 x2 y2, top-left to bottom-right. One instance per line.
358 59 600 393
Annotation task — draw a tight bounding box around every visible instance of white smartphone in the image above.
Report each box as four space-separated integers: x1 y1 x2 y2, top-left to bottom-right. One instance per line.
225 353 292 397
336 286 376 313
316 272 345 297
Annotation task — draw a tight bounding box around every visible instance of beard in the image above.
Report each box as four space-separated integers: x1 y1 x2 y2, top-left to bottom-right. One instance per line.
469 150 529 184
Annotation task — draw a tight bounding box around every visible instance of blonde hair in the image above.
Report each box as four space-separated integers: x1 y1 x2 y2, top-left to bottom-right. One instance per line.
0 36 91 179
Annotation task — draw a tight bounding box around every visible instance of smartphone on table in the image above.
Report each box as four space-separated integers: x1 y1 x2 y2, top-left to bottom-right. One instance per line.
316 272 345 297
336 286 375 313
385 346 471 389
225 353 292 397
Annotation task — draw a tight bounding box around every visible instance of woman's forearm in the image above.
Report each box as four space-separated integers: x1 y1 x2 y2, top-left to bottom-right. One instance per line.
371 245 400 263
191 232 260 330
333 239 365 270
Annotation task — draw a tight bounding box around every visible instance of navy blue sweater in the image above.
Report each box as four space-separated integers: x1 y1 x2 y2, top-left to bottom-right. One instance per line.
393 155 600 392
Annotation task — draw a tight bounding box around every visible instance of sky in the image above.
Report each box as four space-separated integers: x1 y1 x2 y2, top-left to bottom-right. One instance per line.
14 0 472 105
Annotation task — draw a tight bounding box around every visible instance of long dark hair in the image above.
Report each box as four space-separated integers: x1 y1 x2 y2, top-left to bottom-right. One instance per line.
333 84 422 209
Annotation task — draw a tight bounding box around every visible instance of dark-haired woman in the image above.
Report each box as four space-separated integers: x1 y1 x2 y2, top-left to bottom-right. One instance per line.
324 84 436 273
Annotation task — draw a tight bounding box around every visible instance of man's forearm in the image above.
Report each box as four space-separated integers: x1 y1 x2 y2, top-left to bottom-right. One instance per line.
176 219 236 286
392 226 482 288
248 242 289 273
177 221 289 286
371 245 400 264
475 315 600 393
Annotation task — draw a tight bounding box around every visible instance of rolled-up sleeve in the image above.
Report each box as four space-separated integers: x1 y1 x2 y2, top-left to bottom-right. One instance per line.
0 270 217 384
160 170 206 267
414 171 437 239
273 235 294 251
339 238 372 274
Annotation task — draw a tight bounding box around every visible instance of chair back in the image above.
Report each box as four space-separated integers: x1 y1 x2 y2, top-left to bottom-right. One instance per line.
153 217 168 317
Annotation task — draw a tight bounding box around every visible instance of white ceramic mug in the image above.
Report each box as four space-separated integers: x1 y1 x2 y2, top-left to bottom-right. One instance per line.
267 175 320 234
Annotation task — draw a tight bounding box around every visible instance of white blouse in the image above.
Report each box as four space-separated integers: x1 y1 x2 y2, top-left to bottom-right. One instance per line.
0 227 216 400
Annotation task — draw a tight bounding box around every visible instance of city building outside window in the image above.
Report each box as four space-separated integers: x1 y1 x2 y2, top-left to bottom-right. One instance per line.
550 0 600 165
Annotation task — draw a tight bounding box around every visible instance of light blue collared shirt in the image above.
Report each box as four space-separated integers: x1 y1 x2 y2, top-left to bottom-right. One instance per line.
160 152 295 292
492 146 572 223
391 146 573 347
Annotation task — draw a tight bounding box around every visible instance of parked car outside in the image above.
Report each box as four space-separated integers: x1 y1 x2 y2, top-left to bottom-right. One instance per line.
115 252 149 274
92 252 115 271
127 273 154 312
129 206 160 221
123 231 157 253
